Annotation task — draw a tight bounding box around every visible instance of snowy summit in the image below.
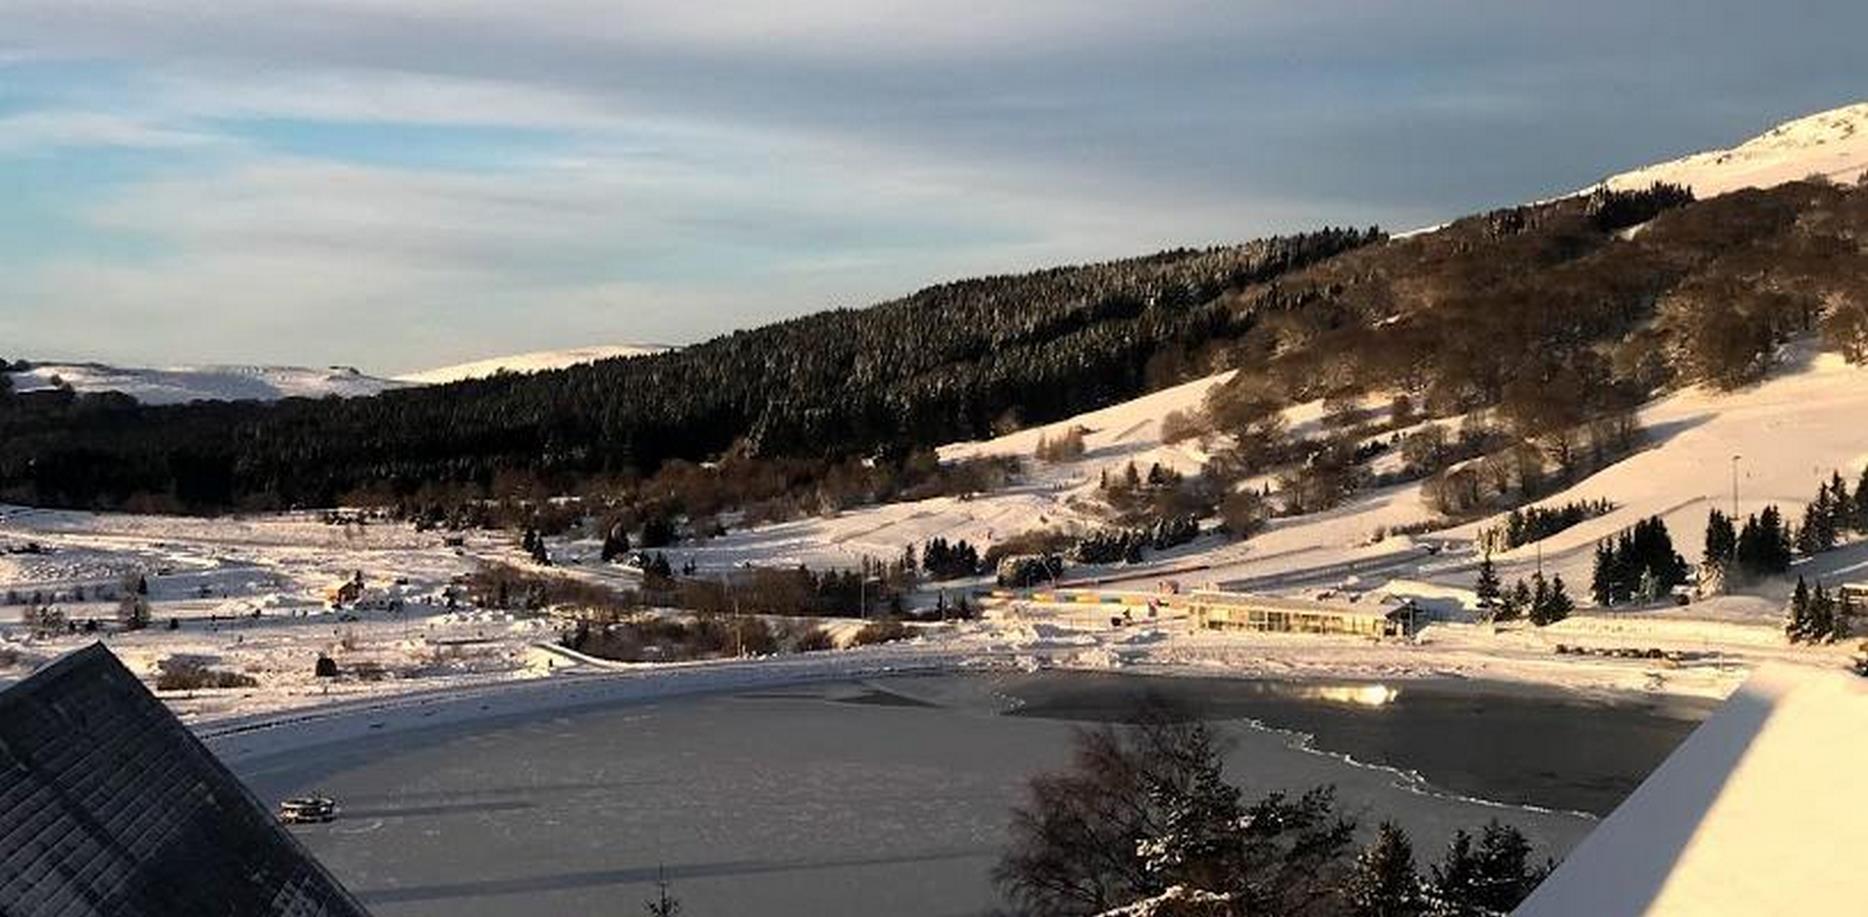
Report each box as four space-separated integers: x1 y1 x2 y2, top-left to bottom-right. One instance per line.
1600 101 1868 197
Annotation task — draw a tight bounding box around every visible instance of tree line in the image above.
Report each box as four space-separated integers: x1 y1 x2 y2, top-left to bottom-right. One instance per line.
0 229 1377 513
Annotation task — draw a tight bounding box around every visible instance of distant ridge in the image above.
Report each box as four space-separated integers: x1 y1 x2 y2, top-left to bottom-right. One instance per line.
6 361 408 405
1 344 670 404
395 343 669 384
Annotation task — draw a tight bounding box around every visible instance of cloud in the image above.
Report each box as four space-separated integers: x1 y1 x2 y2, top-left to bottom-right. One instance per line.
2 1 1865 371
0 110 227 152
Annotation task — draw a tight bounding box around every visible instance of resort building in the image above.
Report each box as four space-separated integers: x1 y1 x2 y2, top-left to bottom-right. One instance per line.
1187 591 1418 638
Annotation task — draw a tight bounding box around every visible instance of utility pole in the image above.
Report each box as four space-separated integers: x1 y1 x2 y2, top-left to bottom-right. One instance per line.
1731 454 1742 518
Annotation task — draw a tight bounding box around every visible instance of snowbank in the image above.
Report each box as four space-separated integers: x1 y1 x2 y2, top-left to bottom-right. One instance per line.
1520 664 1868 916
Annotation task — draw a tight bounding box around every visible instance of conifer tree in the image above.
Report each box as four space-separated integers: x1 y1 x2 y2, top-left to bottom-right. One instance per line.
1854 466 1868 534
1498 580 1531 623
1474 553 1502 613
1811 583 1837 643
1426 821 1548 915
1795 502 1825 556
1735 506 1794 581
1428 830 1481 915
1760 505 1792 572
1590 541 1614 606
1345 822 1425 917
1827 471 1850 535
1787 576 1811 642
1540 574 1574 625
1702 508 1736 570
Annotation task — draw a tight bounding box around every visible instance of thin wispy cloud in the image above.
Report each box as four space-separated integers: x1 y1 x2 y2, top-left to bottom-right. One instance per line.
0 1 1863 372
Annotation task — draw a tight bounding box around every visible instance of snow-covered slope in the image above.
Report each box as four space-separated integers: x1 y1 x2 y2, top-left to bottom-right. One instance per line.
396 344 666 384
683 340 1868 625
6 362 408 405
1600 101 1868 197
664 371 1235 571
1438 345 1868 594
7 343 671 403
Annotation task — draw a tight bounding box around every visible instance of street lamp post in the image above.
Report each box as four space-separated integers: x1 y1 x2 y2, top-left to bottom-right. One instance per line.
1731 454 1742 518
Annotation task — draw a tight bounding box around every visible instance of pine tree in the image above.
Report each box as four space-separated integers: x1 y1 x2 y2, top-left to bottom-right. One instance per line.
1428 829 1481 915
1795 502 1824 556
1427 822 1548 915
1787 577 1811 642
1736 506 1793 580
1811 583 1837 643
1760 505 1792 573
643 865 682 917
1702 508 1736 570
1539 575 1574 625
1497 580 1530 623
1474 553 1502 613
1529 572 1549 623
1827 471 1850 537
1590 541 1613 606
1468 821 1546 913
1345 822 1425 917
1814 481 1838 550
1854 466 1868 534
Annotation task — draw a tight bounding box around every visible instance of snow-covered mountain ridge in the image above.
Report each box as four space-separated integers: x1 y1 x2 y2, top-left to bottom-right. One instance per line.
5 343 667 404
394 344 668 384
1598 101 1868 197
5 362 409 406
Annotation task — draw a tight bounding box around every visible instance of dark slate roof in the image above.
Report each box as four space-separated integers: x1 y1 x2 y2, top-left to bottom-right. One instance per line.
0 644 370 917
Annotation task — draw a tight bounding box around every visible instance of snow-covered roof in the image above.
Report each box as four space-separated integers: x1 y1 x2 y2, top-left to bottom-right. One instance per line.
1518 664 1868 916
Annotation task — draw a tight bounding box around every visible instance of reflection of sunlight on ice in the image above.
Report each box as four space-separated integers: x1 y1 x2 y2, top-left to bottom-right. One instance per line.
1302 684 1399 707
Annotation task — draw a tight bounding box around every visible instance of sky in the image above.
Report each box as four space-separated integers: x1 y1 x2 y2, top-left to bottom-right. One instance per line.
2 2 1864 375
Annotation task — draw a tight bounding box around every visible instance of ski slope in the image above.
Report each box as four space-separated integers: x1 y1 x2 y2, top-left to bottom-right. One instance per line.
688 339 1868 627
672 371 1237 571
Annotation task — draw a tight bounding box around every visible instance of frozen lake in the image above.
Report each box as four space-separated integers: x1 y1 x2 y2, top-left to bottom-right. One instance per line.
235 671 1711 916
